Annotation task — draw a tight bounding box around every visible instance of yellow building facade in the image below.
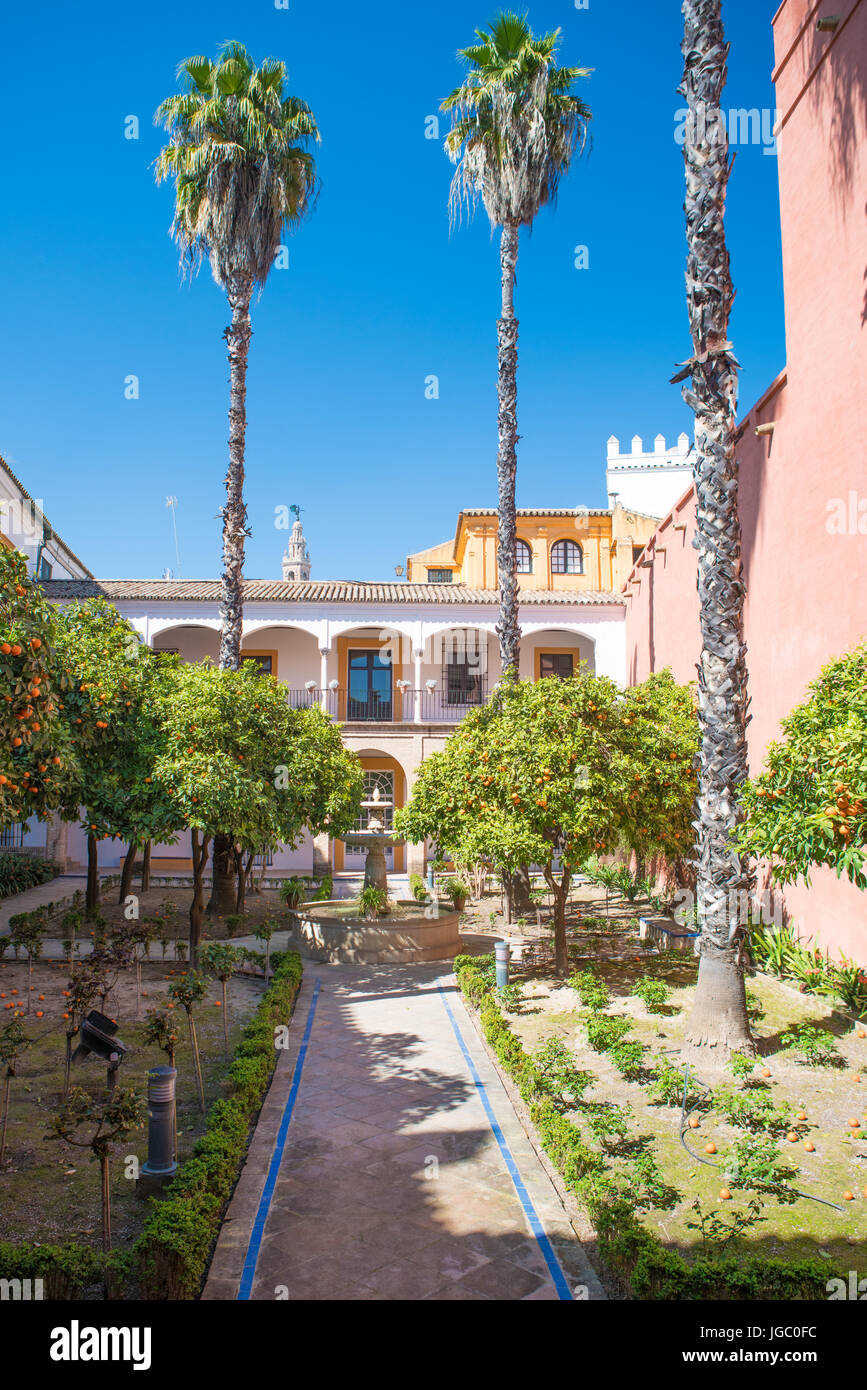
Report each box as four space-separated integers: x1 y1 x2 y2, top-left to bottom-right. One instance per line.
406 506 659 594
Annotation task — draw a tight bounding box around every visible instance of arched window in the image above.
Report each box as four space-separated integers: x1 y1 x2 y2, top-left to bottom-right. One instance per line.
515 539 533 574
551 539 583 575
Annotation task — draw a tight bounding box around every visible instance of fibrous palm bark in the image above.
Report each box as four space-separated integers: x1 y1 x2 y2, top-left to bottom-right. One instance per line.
496 223 520 676
219 271 254 671
673 0 754 1060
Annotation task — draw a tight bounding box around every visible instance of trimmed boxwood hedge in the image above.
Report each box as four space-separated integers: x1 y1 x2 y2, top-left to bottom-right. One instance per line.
454 954 836 1301
135 950 303 1299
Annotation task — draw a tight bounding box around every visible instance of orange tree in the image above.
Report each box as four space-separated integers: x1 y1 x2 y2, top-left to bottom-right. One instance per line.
53 600 182 913
0 548 75 834
737 642 867 891
395 671 698 972
153 660 363 961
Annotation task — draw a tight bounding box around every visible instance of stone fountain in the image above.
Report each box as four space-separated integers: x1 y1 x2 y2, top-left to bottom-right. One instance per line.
343 784 395 895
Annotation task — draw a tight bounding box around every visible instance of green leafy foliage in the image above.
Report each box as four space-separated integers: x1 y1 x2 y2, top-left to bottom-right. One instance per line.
712 1084 794 1136
737 642 867 888
0 852 58 899
454 957 832 1298
779 1022 840 1067
632 975 672 1015
569 967 610 1012
722 1133 800 1205
395 671 698 969
0 548 76 831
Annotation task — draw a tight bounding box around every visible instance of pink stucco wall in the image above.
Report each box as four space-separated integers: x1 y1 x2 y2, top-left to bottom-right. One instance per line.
625 0 867 962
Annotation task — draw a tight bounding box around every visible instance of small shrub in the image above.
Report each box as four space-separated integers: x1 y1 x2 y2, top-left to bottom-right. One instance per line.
585 1014 632 1053
409 873 428 903
569 968 610 1013
357 886 388 919
779 1022 840 1067
632 975 672 1015
446 877 469 910
279 877 306 910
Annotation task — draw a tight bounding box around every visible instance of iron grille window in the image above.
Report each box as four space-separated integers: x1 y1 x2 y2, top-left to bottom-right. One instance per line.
551 539 583 575
0 824 26 848
427 568 453 584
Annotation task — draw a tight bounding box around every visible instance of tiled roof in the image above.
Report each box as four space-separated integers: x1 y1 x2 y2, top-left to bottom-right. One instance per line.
42 578 625 607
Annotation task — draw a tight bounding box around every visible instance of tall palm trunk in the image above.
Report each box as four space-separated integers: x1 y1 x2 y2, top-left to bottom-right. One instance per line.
496 222 521 679
676 0 753 1061
210 271 253 916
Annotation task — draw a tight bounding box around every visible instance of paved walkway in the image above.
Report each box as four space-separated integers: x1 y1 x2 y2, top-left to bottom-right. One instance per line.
205 963 603 1302
0 875 82 934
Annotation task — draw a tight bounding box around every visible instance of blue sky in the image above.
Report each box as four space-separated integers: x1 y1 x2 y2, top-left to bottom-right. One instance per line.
0 0 785 582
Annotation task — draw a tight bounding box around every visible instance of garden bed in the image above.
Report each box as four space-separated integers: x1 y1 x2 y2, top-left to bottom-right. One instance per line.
0 952 265 1260
457 947 867 1298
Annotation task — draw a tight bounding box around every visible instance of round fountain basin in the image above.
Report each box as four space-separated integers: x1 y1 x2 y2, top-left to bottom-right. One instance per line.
288 900 463 965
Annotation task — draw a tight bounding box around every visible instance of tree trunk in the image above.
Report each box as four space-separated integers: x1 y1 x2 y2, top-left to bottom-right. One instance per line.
63 1032 74 1099
0 1072 11 1169
545 868 570 975
189 830 210 967
509 866 533 918
188 1012 205 1113
119 844 136 905
100 1152 111 1253
676 0 754 1062
234 847 247 916
86 833 100 915
141 841 151 893
207 834 237 916
496 222 521 678
219 271 253 671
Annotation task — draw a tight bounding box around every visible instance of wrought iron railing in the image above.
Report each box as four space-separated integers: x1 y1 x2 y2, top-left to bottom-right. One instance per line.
286 685 489 724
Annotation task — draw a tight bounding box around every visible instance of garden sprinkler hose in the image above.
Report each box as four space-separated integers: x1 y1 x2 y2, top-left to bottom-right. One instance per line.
669 1058 844 1212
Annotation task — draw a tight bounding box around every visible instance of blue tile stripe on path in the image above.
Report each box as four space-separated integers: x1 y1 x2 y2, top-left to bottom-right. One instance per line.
237 976 322 1300
437 979 574 1302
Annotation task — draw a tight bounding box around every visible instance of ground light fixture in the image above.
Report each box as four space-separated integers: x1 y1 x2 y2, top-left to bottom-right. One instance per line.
816 15 840 31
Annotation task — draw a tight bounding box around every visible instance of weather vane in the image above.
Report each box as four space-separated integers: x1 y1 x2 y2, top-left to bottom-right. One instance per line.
289 504 303 522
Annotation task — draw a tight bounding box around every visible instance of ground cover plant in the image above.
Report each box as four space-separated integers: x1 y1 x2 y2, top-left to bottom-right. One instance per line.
457 944 867 1296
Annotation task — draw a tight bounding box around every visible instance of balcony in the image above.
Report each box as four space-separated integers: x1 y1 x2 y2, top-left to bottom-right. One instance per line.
286 685 489 725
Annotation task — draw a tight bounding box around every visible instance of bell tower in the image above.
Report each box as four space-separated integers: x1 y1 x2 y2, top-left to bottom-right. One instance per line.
281 505 311 582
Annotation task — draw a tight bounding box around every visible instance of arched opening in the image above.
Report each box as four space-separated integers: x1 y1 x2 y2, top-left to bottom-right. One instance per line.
333 752 408 876
521 628 597 681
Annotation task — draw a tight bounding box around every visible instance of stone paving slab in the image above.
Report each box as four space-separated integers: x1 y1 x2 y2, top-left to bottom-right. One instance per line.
203 962 604 1302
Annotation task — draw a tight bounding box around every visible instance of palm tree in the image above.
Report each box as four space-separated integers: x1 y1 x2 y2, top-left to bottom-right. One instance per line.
672 0 753 1061
155 41 318 912
442 13 591 678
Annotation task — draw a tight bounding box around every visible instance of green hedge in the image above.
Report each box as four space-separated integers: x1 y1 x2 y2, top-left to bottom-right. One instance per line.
135 950 303 1299
0 1241 128 1299
0 852 58 900
453 954 836 1301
